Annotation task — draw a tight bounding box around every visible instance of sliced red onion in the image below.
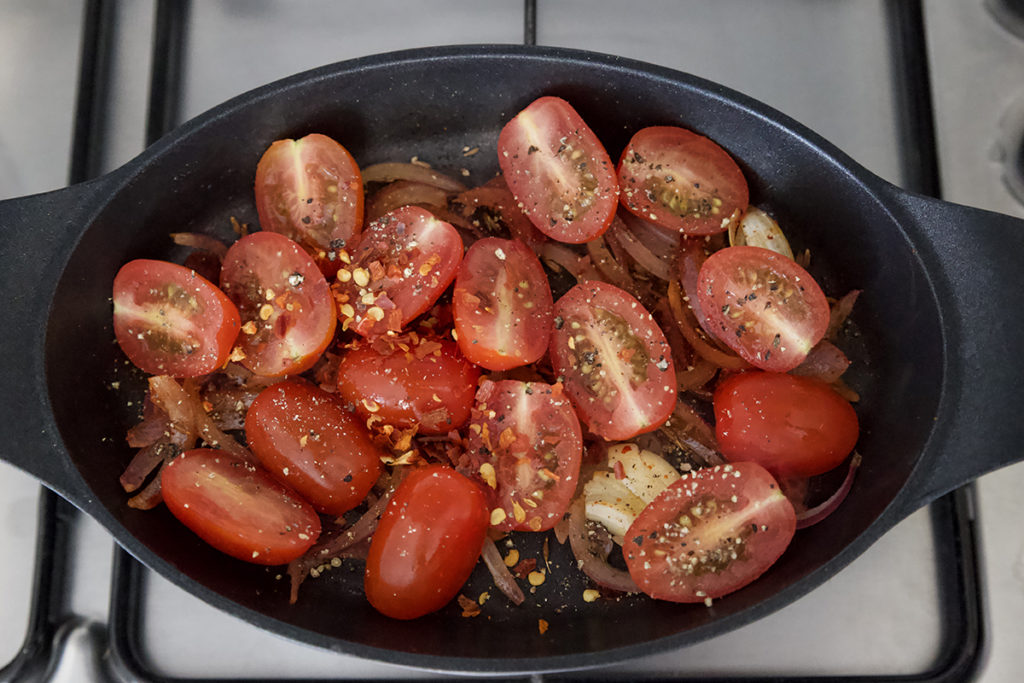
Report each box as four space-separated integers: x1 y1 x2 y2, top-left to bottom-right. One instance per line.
567 497 640 593
361 162 468 192
148 375 252 462
481 538 525 605
365 180 451 223
610 216 674 281
795 453 862 529
792 340 851 383
826 289 862 340
170 232 229 258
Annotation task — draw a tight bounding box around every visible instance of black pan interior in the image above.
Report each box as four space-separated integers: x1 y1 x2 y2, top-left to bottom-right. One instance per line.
42 47 945 669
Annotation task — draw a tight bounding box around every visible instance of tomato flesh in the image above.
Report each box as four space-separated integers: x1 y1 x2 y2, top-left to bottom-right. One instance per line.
622 461 795 602
618 126 749 235
498 96 619 243
549 281 677 440
254 133 363 262
220 231 336 377
364 465 489 619
245 379 384 516
453 237 554 370
161 448 321 565
335 334 480 435
332 205 462 337
697 245 829 372
112 259 240 378
714 371 859 478
460 379 583 533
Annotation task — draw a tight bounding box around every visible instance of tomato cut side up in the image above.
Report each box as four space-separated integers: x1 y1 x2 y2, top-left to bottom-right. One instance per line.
161 448 321 565
453 237 554 370
254 133 363 260
335 334 480 435
549 281 677 440
364 465 489 619
244 379 384 516
617 126 749 235
622 461 796 602
461 379 583 533
332 205 463 337
697 245 829 372
498 96 619 243
714 371 859 478
113 259 241 377
220 231 336 377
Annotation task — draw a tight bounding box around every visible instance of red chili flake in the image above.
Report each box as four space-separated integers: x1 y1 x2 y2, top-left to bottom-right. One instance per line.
613 460 626 480
512 557 538 579
457 594 481 617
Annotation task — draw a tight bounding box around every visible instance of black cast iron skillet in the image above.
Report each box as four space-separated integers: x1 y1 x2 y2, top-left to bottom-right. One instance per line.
0 45 1022 674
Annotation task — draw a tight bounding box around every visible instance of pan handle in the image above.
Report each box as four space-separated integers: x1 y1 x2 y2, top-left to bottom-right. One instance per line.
0 179 112 503
889 189 1024 515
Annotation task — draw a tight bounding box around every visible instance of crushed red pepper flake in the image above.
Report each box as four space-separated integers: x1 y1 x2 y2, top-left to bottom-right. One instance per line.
457 594 481 617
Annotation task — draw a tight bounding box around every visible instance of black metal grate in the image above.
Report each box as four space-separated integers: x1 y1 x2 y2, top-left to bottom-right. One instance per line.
0 0 987 681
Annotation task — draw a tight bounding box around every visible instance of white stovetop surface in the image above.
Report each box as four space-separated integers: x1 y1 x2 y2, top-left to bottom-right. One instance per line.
1 0 1023 680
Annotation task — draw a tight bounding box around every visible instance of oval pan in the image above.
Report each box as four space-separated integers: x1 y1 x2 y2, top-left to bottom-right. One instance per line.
0 45 1020 673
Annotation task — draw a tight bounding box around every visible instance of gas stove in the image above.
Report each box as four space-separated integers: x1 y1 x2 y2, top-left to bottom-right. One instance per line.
1 1 1023 681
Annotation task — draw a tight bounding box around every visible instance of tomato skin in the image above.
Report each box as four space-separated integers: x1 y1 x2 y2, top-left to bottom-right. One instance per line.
617 126 749 235
364 465 489 620
622 461 795 602
461 379 583 533
498 96 619 244
220 231 336 377
112 259 240 377
254 133 363 259
453 237 554 370
335 335 480 435
713 371 859 478
333 206 463 337
244 380 384 516
161 448 321 565
549 281 677 440
697 245 829 372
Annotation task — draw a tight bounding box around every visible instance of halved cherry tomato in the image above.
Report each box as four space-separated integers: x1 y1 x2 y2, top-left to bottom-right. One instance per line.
549 281 677 440
161 448 321 565
254 133 363 260
714 371 859 478
245 379 384 516
220 231 336 377
618 126 749 235
461 379 582 533
335 334 479 435
697 245 829 372
497 96 619 243
453 237 554 370
113 259 240 377
332 206 462 337
622 461 795 602
364 465 488 619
